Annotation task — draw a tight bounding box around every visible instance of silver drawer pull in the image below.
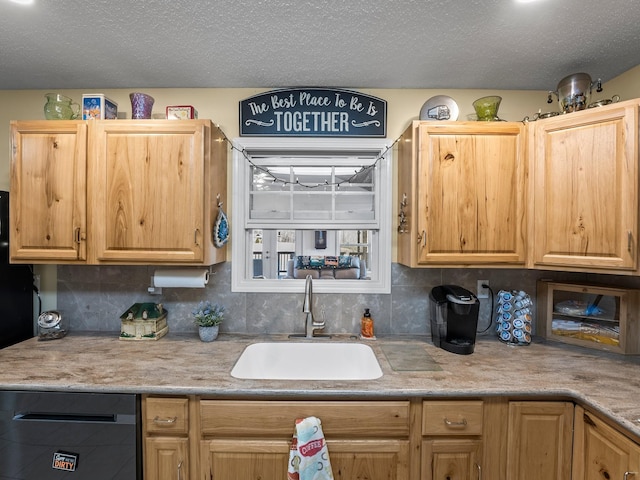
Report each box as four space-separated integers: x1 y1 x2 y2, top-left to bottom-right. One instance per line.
443 417 468 428
624 472 636 480
153 415 178 425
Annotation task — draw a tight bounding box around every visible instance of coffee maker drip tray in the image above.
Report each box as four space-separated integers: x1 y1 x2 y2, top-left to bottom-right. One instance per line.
443 338 475 355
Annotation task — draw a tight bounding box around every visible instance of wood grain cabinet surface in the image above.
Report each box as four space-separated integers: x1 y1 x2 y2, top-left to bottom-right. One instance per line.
421 401 484 480
10 121 88 262
505 401 574 480
573 405 640 480
143 396 192 480
9 119 227 266
397 121 527 267
142 396 640 480
199 400 412 480
529 99 640 274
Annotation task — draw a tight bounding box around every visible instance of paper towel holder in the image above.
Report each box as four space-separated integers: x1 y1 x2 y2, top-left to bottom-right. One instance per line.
148 278 163 295
147 266 213 295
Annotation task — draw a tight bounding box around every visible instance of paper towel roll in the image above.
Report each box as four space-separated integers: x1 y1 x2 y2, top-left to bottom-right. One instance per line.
153 268 209 288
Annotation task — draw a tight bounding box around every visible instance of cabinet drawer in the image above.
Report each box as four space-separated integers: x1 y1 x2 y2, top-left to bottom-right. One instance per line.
200 400 411 438
145 397 189 435
422 401 483 435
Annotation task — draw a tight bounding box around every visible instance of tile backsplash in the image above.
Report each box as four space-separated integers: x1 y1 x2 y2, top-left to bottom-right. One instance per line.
57 263 613 338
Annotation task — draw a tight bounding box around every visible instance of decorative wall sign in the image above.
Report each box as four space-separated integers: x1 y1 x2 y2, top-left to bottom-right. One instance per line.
240 88 386 137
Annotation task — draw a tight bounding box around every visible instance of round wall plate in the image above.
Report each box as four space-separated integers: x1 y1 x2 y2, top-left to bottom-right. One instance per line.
420 95 459 121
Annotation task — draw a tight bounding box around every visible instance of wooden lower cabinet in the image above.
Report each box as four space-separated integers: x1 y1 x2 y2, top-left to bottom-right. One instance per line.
422 401 484 480
198 400 412 480
506 401 574 480
200 439 289 479
143 396 193 480
141 395 640 480
146 437 189 480
573 405 640 480
423 439 482 480
201 438 410 479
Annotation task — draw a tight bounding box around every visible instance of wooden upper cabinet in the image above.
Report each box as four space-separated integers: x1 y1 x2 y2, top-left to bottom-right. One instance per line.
90 120 208 263
530 100 639 273
398 121 527 267
10 119 227 266
10 121 88 263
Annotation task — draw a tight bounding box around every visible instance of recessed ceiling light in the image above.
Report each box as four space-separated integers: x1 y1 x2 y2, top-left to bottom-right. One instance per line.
9 0 34 4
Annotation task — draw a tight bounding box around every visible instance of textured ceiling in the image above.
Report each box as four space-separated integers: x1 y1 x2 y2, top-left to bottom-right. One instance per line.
1 0 639 91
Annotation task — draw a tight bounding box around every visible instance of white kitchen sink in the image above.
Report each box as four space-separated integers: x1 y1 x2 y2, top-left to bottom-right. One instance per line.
230 342 383 380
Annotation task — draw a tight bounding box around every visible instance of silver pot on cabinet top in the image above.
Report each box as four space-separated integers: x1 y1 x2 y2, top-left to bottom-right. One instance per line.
547 72 603 113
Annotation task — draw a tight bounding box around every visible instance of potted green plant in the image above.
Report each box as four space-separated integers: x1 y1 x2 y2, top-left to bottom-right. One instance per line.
192 300 224 342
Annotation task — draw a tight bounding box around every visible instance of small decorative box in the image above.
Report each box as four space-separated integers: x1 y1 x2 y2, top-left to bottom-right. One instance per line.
82 94 118 120
166 105 198 120
119 302 168 341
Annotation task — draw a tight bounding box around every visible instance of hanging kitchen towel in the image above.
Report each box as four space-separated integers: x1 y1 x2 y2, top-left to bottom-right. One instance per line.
288 416 334 480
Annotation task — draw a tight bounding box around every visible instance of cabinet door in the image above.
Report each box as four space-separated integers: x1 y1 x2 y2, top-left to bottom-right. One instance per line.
416 122 526 265
145 437 189 480
532 101 639 271
200 439 288 480
573 406 640 480
89 120 207 263
10 121 87 262
422 439 481 480
506 401 574 480
201 439 410 480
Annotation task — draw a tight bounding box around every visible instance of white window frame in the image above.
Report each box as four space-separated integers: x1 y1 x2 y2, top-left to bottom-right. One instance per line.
231 137 392 294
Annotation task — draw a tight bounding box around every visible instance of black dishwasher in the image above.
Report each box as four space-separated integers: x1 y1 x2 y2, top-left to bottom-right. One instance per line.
0 391 141 479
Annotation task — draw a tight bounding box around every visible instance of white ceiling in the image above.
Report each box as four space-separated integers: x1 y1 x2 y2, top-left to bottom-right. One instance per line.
1 0 639 91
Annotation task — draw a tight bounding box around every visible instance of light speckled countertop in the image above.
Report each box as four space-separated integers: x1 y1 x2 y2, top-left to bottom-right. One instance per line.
1 332 639 439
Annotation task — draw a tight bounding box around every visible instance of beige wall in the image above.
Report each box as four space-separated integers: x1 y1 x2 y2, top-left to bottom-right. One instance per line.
597 65 640 104
1 86 559 191
3 69 640 191
2 68 639 312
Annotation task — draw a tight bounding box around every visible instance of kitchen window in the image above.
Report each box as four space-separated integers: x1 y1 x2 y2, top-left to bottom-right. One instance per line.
231 137 392 293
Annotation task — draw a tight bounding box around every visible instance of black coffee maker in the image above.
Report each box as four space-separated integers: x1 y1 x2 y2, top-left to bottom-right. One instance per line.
429 285 480 355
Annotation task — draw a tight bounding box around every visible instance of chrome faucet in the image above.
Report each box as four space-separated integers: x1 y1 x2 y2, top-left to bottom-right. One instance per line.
302 275 325 338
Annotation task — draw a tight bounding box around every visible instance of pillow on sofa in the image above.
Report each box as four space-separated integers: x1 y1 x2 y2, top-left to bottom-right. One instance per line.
325 256 339 267
338 255 354 268
295 256 312 269
309 256 325 268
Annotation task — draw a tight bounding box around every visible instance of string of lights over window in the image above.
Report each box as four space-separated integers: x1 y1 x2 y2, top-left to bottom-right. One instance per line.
215 125 401 189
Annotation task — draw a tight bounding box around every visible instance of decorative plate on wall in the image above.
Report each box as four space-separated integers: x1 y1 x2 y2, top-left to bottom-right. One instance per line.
419 95 459 121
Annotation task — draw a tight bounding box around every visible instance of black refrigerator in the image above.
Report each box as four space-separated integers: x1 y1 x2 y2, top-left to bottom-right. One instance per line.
0 191 34 348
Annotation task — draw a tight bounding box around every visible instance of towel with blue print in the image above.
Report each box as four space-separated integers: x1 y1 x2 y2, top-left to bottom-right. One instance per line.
288 416 334 480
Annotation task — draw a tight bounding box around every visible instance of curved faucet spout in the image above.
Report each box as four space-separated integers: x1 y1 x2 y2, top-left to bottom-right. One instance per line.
303 274 313 314
302 275 325 338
